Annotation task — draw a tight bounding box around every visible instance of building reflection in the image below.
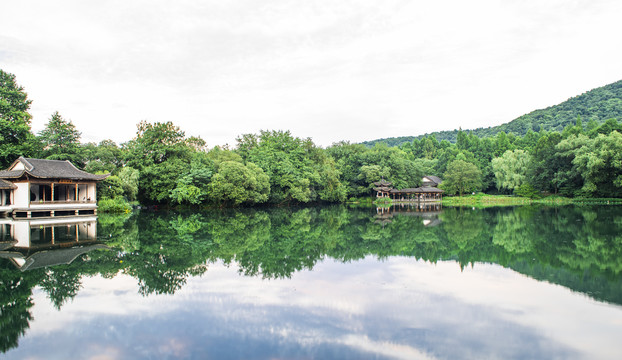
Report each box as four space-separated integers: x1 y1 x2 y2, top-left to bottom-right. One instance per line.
0 216 108 271
375 202 443 227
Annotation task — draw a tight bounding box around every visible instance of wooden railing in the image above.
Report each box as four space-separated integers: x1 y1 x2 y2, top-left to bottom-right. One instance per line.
31 200 96 205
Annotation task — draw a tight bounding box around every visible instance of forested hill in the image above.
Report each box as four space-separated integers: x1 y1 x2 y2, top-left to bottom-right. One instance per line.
361 79 622 147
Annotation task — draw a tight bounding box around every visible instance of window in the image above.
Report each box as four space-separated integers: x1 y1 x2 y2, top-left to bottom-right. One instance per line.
1 189 12 205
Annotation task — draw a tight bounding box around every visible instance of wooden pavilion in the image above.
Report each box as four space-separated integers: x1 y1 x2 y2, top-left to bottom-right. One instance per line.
0 157 109 218
373 179 393 198
372 176 444 202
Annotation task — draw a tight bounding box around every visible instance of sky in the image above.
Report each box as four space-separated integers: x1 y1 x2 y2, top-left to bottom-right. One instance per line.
1 0 622 147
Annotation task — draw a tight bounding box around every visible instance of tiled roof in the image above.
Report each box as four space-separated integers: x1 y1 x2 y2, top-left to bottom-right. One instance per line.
0 179 17 189
0 157 109 181
0 170 24 179
373 186 393 192
373 180 392 186
390 186 444 193
423 175 443 185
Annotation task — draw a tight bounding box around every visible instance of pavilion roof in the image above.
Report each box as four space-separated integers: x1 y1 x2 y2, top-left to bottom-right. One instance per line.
0 157 109 181
373 186 393 192
390 186 444 194
373 179 392 186
423 175 443 186
0 179 17 189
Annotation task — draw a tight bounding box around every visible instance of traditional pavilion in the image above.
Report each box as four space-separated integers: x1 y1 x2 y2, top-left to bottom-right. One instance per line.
373 175 444 202
373 179 393 198
0 157 109 218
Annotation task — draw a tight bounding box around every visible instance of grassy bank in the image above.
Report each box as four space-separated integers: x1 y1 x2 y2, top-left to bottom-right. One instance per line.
442 194 622 207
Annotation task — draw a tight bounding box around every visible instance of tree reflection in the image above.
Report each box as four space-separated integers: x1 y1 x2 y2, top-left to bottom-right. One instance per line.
0 262 35 353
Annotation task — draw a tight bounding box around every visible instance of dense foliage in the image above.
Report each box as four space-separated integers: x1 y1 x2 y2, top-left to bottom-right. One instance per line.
0 70 36 168
1 68 621 203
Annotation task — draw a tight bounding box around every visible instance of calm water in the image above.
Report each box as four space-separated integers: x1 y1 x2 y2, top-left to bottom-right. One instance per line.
1 205 622 359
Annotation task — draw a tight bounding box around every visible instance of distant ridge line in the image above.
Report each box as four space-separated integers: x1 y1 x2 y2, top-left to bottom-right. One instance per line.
360 79 622 147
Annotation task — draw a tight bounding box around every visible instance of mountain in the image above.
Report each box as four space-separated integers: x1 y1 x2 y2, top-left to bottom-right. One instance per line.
361 79 622 147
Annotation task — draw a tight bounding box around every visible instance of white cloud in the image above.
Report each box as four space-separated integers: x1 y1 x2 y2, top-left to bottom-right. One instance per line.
1 0 621 146
23 258 622 359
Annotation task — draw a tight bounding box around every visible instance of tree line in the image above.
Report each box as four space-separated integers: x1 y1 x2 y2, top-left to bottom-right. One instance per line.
2 68 622 207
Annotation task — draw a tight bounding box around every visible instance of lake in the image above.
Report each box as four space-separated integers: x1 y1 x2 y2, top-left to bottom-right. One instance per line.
1 204 621 359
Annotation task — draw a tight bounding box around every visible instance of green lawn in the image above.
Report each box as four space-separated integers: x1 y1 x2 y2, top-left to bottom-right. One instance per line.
442 194 622 207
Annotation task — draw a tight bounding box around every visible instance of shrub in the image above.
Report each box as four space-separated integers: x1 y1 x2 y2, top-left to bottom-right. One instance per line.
98 197 132 213
515 183 541 199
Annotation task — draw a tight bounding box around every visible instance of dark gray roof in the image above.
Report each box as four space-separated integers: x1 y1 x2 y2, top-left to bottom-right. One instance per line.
423 175 443 185
0 179 17 189
0 241 17 251
390 188 417 193
0 157 109 181
0 244 110 271
373 179 392 186
416 186 444 193
373 186 393 192
0 170 24 179
390 186 444 194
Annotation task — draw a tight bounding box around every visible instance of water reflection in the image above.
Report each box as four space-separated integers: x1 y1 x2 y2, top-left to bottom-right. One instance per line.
1 205 622 358
375 202 442 226
0 217 110 352
0 217 107 271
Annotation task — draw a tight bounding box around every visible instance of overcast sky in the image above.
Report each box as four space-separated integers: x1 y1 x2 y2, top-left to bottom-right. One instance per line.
2 0 622 147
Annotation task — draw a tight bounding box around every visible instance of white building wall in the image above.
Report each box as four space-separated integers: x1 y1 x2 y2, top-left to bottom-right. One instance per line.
11 162 25 170
14 183 29 207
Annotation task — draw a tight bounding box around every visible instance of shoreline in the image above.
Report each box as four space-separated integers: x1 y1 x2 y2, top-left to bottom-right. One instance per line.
441 194 622 207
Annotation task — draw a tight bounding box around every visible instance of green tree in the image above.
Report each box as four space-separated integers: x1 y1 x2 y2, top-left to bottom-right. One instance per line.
312 153 347 202
38 111 82 164
117 167 140 201
125 121 190 168
124 121 195 204
326 141 370 197
528 132 562 193
491 150 532 193
0 69 37 167
570 131 622 197
140 157 189 203
170 153 215 205
554 134 590 196
442 158 482 196
208 161 270 206
82 139 124 174
97 175 124 199
359 164 389 186
236 130 322 203
358 143 424 190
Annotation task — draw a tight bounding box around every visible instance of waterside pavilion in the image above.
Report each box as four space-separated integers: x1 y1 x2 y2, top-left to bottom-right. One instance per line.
373 176 444 202
0 157 109 219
